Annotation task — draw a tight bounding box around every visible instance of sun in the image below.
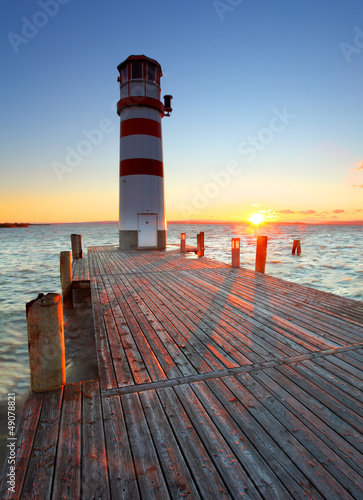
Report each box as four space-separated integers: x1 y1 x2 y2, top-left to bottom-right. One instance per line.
249 213 265 225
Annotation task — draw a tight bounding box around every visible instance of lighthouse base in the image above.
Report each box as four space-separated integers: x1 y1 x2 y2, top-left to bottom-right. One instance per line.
119 230 166 250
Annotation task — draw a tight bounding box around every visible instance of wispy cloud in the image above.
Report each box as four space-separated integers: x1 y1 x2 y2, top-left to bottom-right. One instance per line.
350 160 363 172
333 209 345 214
277 209 295 214
299 210 317 215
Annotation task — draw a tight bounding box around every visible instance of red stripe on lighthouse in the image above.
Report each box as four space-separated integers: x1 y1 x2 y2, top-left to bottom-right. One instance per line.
121 118 161 138
120 158 164 177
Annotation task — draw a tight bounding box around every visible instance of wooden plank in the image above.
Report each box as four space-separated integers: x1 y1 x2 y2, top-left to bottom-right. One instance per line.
156 270 324 358
173 269 348 352
136 274 241 370
90 276 117 390
205 377 325 499
139 390 201 499
154 270 299 361
107 274 170 383
0 391 44 500
234 372 356 498
52 383 82 500
121 392 170 499
96 276 135 387
102 395 140 499
189 381 292 499
21 388 63 499
101 275 154 385
157 387 232 499
174 384 263 499
121 273 199 378
276 363 363 434
251 365 363 477
82 380 110 499
120 274 213 376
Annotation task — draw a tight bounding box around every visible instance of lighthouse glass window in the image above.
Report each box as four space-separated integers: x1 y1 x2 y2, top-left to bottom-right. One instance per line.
147 64 156 82
131 62 142 79
121 66 128 83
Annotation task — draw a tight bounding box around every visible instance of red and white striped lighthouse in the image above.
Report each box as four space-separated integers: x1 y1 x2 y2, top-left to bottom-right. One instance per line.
117 55 172 250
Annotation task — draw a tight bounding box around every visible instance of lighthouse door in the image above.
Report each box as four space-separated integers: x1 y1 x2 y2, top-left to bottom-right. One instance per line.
137 214 158 248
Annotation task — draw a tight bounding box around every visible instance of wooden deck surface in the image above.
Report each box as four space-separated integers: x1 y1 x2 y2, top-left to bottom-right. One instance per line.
1 246 363 499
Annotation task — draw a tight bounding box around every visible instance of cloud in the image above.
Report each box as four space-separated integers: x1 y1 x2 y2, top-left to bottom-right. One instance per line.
350 160 363 172
277 209 295 214
333 209 345 214
356 209 363 213
299 210 317 215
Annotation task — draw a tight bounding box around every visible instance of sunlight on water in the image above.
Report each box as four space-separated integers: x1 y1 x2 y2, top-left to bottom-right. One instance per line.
0 222 362 399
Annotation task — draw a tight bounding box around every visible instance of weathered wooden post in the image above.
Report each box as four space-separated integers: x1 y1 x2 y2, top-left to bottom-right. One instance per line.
71 234 83 259
180 233 186 253
231 238 240 268
200 232 205 257
60 251 73 309
292 240 301 255
26 293 66 392
255 236 268 273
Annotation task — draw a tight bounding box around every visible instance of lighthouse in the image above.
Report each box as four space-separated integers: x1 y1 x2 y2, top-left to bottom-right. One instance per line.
117 55 172 250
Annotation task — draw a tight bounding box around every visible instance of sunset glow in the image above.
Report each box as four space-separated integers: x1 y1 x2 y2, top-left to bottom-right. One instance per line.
249 213 265 225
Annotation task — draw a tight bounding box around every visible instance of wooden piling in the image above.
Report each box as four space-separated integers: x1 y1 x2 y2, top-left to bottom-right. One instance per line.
60 250 73 309
200 232 205 257
180 233 186 253
71 234 83 259
196 232 205 258
26 293 66 392
231 238 240 268
292 239 301 255
255 236 268 273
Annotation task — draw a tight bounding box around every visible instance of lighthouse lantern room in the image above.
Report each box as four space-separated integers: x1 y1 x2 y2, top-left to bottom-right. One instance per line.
117 55 172 250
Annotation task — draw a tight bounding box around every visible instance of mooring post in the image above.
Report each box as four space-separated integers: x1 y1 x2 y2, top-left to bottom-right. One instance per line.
255 236 268 273
232 238 240 268
200 232 205 257
180 233 186 253
292 239 301 255
60 251 73 309
26 293 66 392
71 234 83 259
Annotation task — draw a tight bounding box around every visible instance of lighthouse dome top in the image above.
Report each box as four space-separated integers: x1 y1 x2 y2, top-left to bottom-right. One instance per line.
117 55 162 77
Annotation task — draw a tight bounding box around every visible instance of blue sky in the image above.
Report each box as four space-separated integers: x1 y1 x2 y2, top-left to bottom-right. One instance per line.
1 0 362 222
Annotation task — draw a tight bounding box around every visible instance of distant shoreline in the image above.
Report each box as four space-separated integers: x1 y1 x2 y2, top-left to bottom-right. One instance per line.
0 223 51 228
1 220 362 227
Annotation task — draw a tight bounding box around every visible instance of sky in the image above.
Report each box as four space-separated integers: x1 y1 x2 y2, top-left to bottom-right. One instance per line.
1 0 362 224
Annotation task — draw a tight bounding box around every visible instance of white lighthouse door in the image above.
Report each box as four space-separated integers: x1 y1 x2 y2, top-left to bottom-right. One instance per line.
137 214 158 248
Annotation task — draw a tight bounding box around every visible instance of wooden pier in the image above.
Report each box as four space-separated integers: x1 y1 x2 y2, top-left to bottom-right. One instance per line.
1 245 363 499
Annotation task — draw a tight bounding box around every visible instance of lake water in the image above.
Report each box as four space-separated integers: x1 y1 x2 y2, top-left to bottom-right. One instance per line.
0 221 362 458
